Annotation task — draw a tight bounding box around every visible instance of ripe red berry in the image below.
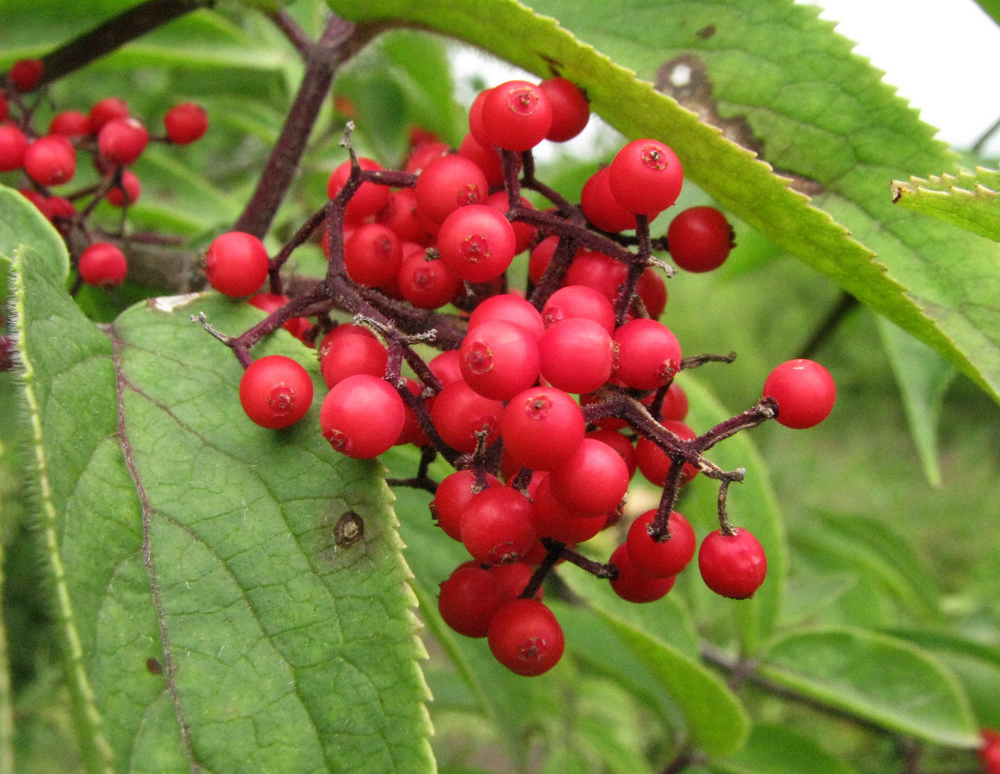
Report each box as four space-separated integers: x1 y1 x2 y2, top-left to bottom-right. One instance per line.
319 330 387 389
612 318 683 390
487 598 564 676
203 231 270 297
327 157 392 222
49 110 92 137
438 563 507 638
467 293 544 340
698 528 768 599
343 223 402 288
429 380 503 454
23 135 76 186
608 138 683 217
106 169 141 207
538 77 590 142
763 359 836 429
9 58 44 92
459 319 540 401
626 509 696 579
0 125 28 172
481 80 553 152
667 206 735 272
436 204 517 283
547 437 630 518
431 469 503 542
97 117 149 166
78 242 128 288
164 102 209 144
537 317 615 395
320 374 405 458
239 355 314 429
609 544 677 603
397 253 462 310
500 386 585 472
89 97 130 133
580 166 638 233
414 154 488 224
460 486 537 566
542 284 616 333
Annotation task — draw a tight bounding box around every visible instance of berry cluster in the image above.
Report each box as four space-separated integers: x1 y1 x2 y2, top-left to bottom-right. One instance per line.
201 76 837 676
0 57 208 291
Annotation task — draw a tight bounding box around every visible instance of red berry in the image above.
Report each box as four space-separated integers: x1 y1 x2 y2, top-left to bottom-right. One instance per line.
9 58 44 92
979 728 1000 774
106 169 141 207
78 242 127 288
608 138 683 217
0 125 28 172
23 135 76 186
763 359 836 429
613 318 683 390
580 166 637 233
397 252 462 309
626 510 696 578
436 204 517 283
49 110 92 137
539 77 590 142
547 437 630 518
319 330 387 389
609 544 677 603
344 223 402 288
438 562 507 638
327 157 392 222
460 486 537 566
459 319 540 401
247 293 310 340
481 80 553 152
531 473 606 545
414 154 488 224
500 386 585 472
429 380 503 454
97 117 149 166
667 206 735 272
487 598 564 676
204 231 270 297
542 284 616 333
467 293 544 341
698 528 768 599
239 355 314 429
164 102 208 144
431 469 503 542
320 374 404 458
89 97 130 133
538 317 615 395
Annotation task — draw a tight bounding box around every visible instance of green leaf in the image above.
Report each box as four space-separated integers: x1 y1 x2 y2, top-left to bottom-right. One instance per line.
889 629 1000 730
877 319 956 487
758 627 979 747
561 570 750 758
11 209 433 773
328 0 1000 404
711 723 860 774
974 0 1000 30
891 166 1000 243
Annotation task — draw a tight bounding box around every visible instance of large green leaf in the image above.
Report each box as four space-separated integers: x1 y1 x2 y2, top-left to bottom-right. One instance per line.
328 0 1000 405
9 189 433 772
758 627 979 748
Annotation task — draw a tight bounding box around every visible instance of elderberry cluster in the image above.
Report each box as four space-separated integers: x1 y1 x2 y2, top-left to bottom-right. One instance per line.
199 77 837 677
0 57 208 292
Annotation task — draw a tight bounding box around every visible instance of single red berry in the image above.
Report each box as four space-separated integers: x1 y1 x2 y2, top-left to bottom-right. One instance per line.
239 355 314 429
487 598 564 676
563 249 629 303
429 380 503 454
467 293 544 341
481 80 553 152
538 317 615 395
698 528 768 599
327 157 392 222
0 125 28 172
23 135 76 186
203 231 270 297
539 77 590 142
608 138 684 217
319 330 387 389
397 252 462 310
436 204 517 283
626 509 696 578
438 562 507 638
610 544 677 603
89 97 130 133
320 374 404 458
667 206 735 273
414 154 488 225
164 102 208 144
460 486 537 566
97 117 149 166
9 58 44 92
635 266 668 319
580 166 638 233
500 386 585 472
78 242 127 288
763 359 836 429
613 318 683 390
49 110 92 137
547 437 630 518
542 284 616 333
585 428 636 479
459 319 540 401
344 223 402 288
